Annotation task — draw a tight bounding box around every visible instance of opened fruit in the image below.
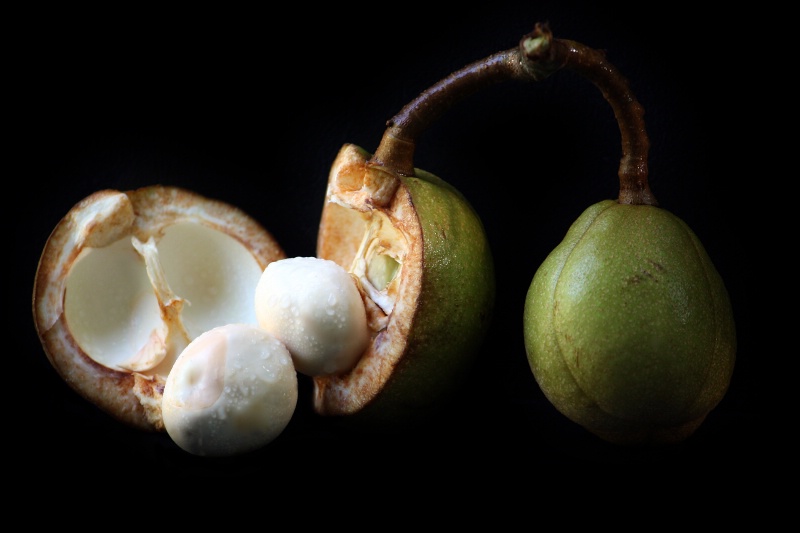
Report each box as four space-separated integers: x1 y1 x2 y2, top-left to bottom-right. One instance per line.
312 144 495 425
32 185 285 431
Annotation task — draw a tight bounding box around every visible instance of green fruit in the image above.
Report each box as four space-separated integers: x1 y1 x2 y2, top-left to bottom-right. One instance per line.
523 199 736 444
313 144 495 427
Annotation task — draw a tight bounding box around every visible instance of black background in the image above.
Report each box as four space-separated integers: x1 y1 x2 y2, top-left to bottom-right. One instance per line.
15 2 763 487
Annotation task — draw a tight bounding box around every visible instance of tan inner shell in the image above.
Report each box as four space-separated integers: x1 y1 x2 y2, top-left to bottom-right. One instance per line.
348 209 404 322
314 144 422 415
64 222 264 379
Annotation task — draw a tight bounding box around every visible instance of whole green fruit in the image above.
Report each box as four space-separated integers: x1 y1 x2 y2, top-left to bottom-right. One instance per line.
523 199 736 444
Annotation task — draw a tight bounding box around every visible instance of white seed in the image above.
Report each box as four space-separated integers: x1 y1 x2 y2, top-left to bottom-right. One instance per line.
161 323 298 457
254 257 369 376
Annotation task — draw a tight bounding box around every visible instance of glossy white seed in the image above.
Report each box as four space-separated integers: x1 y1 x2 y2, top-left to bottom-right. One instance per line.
162 323 298 457
254 257 369 376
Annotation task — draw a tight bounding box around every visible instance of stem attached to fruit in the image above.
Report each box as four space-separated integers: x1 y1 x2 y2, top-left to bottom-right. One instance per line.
522 25 656 206
371 48 553 178
370 22 657 206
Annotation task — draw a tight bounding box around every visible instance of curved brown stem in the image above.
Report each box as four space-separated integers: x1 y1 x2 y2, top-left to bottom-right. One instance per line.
523 24 656 205
371 22 657 206
371 46 557 177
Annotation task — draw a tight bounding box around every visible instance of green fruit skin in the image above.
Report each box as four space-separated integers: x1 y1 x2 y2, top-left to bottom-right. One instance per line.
523 199 736 444
357 167 496 427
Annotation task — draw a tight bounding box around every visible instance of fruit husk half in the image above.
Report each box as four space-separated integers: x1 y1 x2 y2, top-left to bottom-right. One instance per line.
33 185 285 431
314 144 495 428
523 199 736 445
